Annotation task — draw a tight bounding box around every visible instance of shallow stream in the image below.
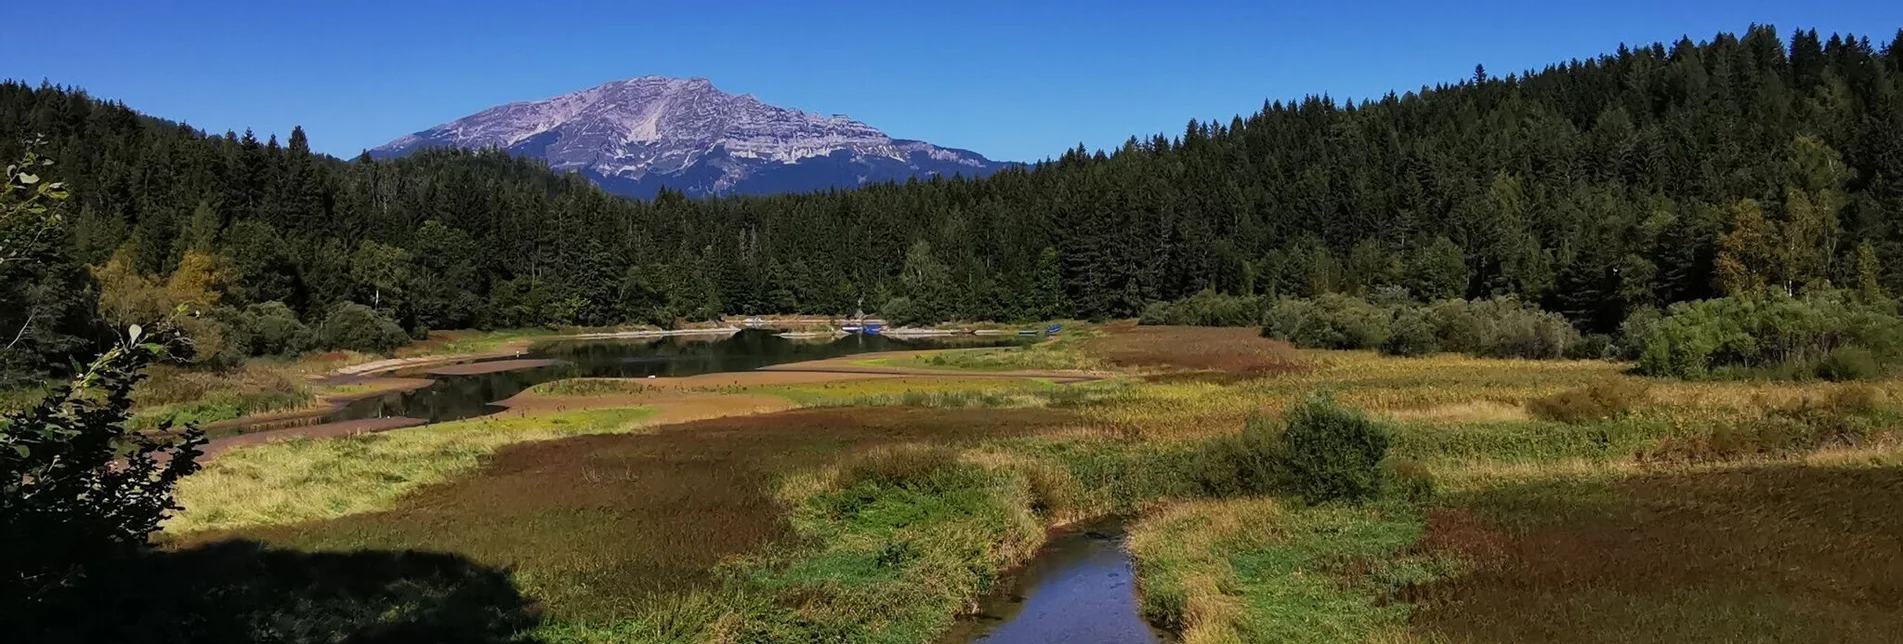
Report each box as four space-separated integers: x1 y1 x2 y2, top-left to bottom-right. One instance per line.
946 520 1170 644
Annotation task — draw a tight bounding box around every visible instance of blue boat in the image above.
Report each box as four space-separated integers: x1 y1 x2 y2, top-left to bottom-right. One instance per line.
1046 324 1063 335
864 323 884 336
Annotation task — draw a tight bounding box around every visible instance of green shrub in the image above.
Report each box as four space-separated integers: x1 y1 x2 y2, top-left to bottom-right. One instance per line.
1280 393 1391 503
1615 306 1664 360
1264 293 1392 350
1567 333 1614 360
1528 380 1652 424
1636 289 1903 379
1192 412 1285 497
1421 297 1581 359
1139 290 1267 327
1816 346 1880 382
315 303 410 354
211 302 314 359
1379 309 1439 357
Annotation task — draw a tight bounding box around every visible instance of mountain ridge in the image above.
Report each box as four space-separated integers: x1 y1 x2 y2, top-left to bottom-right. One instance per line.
370 76 1010 198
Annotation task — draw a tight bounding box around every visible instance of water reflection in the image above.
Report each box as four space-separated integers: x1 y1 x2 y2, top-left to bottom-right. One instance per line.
304 330 1023 427
951 522 1168 644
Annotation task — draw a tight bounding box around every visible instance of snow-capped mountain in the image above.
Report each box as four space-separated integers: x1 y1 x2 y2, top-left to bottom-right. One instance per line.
370 76 1010 198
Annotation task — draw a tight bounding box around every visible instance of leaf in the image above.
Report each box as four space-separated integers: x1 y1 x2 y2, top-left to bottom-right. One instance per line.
128 324 143 344
11 445 27 458
17 173 37 185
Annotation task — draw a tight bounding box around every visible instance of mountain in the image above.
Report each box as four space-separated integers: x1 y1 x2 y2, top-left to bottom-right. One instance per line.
370 76 1010 198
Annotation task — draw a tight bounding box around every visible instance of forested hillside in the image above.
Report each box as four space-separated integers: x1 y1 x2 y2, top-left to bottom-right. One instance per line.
4 25 1903 383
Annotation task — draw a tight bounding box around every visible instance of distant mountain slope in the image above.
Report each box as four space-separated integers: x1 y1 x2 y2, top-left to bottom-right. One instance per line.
370 76 1010 198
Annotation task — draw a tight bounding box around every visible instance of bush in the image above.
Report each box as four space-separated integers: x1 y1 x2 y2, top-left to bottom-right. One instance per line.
1448 298 1580 359
1816 346 1880 382
1192 412 1285 497
1636 289 1903 379
1264 293 1392 350
1615 306 1664 360
1528 380 1652 424
1280 393 1391 503
211 302 314 359
1567 333 1614 360
1379 309 1439 357
1139 290 1267 327
315 303 410 354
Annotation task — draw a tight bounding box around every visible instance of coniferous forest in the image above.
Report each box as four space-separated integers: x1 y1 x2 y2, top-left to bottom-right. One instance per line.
5 26 1903 385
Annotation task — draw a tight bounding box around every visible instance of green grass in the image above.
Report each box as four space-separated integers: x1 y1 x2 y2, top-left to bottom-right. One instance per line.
729 447 1051 643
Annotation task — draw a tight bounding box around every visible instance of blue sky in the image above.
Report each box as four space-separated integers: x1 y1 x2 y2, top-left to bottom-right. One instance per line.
8 0 1902 162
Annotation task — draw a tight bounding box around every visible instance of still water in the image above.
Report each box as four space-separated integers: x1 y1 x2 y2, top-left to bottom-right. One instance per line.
306 329 1024 427
948 521 1169 644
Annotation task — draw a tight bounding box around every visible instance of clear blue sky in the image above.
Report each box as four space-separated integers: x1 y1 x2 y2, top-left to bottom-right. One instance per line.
8 0 1902 162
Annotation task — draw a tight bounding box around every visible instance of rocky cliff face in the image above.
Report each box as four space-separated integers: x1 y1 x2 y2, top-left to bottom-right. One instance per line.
372 76 1008 198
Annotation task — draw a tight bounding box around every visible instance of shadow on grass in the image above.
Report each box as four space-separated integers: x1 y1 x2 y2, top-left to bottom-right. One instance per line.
6 540 540 644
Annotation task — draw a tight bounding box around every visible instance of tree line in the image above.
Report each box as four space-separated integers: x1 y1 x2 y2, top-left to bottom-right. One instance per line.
4 25 1903 384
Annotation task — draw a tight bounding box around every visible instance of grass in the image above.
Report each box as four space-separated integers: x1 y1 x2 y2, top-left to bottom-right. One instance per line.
129 362 319 431
167 407 656 533
179 407 1078 640
1410 459 1903 643
1127 498 1448 644
153 322 1903 643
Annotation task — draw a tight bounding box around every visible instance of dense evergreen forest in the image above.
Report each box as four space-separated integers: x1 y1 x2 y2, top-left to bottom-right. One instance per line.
5 25 1903 384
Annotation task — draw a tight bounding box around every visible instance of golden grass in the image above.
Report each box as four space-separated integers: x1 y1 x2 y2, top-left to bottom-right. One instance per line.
1126 498 1273 644
167 407 655 534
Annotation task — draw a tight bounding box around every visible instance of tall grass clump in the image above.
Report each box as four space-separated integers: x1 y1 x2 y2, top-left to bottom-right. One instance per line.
1635 289 1903 380
1527 379 1652 424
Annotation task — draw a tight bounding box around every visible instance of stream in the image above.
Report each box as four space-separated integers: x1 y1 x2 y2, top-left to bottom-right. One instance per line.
947 520 1170 644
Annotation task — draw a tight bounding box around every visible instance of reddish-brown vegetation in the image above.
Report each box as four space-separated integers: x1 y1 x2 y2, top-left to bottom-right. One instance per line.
1414 466 1903 643
184 406 1080 621
1088 324 1306 375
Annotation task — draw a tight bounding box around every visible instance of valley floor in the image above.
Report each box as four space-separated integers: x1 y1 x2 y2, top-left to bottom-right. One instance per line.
125 323 1903 643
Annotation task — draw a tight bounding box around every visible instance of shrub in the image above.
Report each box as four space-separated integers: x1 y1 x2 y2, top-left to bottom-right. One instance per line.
1192 412 1285 497
1528 380 1652 424
1263 293 1391 350
1816 346 1880 382
1139 290 1267 327
1280 393 1391 503
1379 309 1439 357
1636 289 1903 379
1567 333 1614 360
1425 297 1581 359
1615 306 1664 360
211 302 314 359
315 303 409 354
